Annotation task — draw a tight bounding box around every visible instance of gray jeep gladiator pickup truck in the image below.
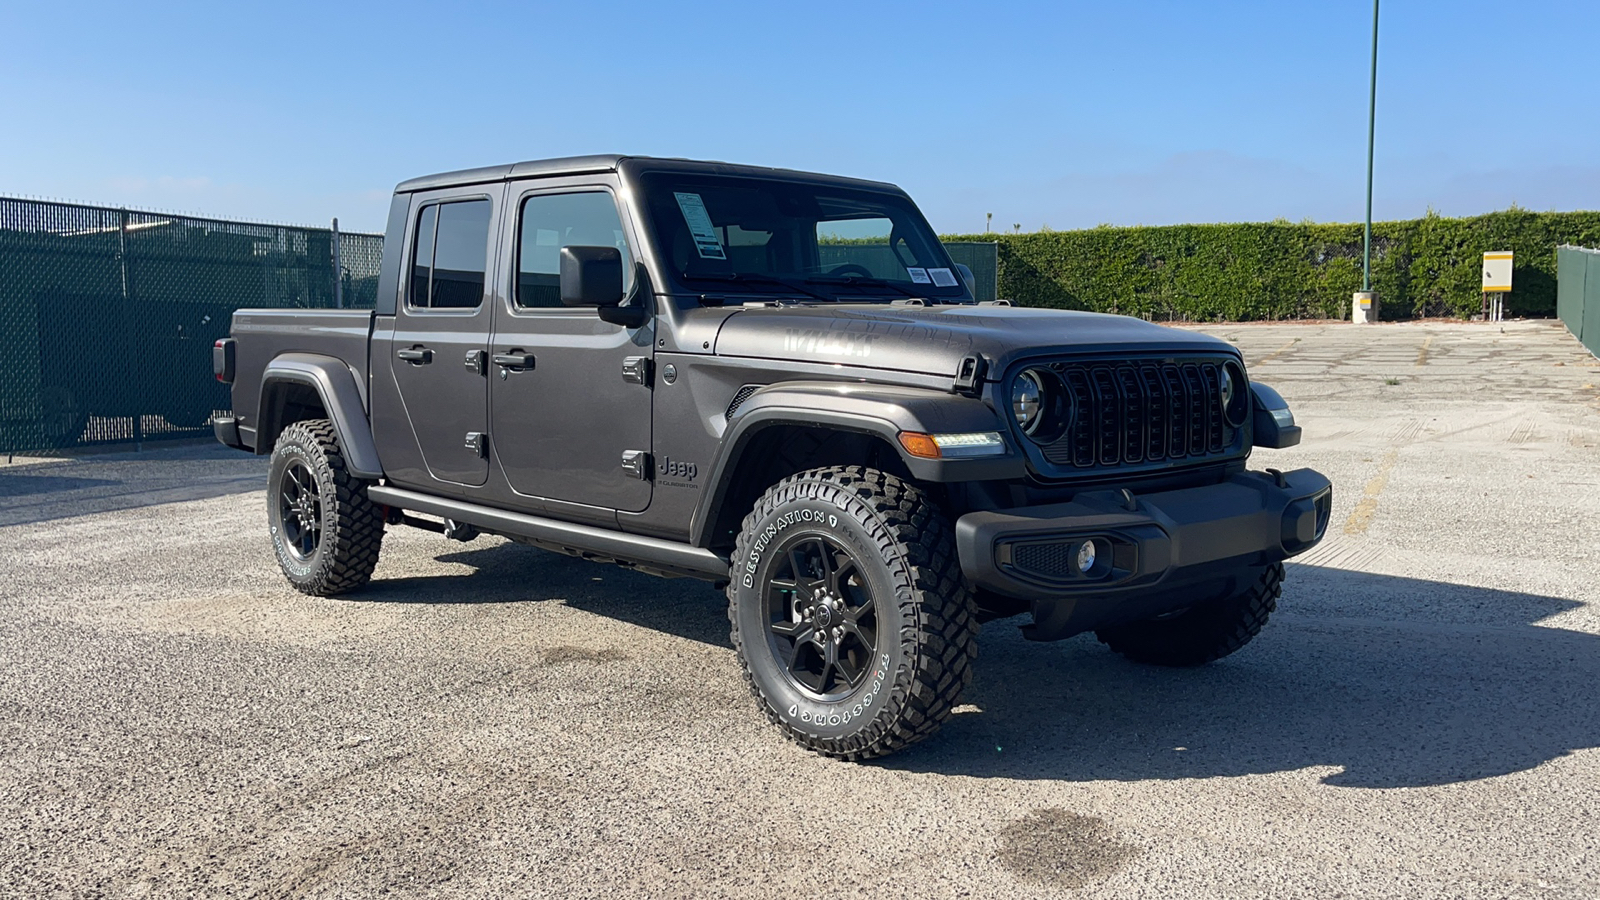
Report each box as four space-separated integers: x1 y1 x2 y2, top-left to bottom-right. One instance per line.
212 155 1331 760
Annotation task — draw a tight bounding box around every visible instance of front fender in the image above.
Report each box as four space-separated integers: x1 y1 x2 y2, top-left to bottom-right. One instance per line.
690 381 1025 547
260 353 384 479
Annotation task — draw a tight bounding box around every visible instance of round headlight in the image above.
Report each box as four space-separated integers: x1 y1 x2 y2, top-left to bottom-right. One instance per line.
1011 367 1071 441
1012 370 1044 434
1221 361 1249 427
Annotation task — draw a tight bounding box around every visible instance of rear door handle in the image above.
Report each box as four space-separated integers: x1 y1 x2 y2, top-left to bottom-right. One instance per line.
492 352 535 371
397 347 433 364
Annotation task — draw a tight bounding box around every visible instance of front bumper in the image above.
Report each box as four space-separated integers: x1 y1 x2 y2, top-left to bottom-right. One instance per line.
955 468 1332 638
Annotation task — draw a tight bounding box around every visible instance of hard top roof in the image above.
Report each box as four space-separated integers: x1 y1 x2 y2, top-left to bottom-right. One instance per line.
393 155 901 195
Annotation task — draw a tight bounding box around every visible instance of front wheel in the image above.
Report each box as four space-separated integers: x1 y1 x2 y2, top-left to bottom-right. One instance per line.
267 419 385 596
728 466 978 760
1095 562 1283 666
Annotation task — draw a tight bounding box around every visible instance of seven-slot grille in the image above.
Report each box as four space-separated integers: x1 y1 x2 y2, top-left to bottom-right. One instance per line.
1038 357 1234 469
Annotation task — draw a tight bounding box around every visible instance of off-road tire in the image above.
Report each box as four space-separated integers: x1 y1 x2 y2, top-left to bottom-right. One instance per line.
727 466 978 760
1095 562 1283 666
267 419 384 596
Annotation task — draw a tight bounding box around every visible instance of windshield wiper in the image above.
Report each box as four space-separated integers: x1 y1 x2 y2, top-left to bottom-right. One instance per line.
804 274 928 300
685 272 838 303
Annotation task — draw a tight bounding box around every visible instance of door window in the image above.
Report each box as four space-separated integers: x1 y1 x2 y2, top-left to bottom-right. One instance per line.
408 198 492 309
516 192 634 309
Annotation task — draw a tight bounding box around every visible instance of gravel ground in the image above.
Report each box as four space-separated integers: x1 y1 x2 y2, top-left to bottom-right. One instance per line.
1 320 1597 899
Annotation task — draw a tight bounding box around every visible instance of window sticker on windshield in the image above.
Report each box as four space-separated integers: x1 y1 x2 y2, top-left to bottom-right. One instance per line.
673 192 726 260
906 267 931 284
929 267 959 287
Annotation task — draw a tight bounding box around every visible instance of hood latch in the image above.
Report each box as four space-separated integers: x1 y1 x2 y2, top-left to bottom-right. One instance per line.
953 354 988 397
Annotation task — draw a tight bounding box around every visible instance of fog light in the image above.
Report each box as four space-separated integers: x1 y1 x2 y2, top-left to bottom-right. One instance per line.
1076 540 1097 574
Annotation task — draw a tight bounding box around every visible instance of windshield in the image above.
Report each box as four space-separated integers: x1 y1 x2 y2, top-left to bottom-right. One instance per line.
638 172 968 302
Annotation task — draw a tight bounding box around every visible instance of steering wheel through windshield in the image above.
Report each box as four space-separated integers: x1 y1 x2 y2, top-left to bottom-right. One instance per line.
827 264 874 278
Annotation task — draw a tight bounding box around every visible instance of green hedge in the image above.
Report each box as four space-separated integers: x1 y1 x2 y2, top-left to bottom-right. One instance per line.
942 209 1600 321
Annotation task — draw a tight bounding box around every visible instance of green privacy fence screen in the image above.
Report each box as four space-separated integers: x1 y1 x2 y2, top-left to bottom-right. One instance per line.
0 197 382 454
1556 246 1600 358
941 242 999 302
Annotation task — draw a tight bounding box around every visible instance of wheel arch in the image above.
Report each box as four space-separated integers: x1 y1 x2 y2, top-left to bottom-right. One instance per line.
257 353 384 479
689 382 1024 552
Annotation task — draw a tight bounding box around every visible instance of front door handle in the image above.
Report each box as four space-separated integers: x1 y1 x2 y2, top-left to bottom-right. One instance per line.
492 352 535 371
397 347 433 364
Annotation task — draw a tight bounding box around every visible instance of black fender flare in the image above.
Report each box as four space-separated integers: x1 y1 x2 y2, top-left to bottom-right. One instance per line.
689 381 1024 547
259 353 384 479
1250 381 1302 449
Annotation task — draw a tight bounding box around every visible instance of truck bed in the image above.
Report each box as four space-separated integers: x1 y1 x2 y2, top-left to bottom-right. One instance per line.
227 308 375 452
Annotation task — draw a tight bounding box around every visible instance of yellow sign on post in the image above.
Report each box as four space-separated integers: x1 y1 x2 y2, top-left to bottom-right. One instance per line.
1482 252 1513 292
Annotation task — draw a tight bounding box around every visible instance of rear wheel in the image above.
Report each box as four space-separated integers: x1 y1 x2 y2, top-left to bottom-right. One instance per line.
728 466 978 760
1095 562 1283 666
267 419 384 596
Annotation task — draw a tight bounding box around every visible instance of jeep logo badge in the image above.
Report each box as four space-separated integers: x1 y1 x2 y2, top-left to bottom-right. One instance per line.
658 457 697 481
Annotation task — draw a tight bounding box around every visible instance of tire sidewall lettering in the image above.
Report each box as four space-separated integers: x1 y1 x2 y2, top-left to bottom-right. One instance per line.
735 486 904 738
741 506 841 589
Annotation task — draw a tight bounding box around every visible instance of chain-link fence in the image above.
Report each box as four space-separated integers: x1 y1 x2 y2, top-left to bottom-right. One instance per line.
0 198 382 454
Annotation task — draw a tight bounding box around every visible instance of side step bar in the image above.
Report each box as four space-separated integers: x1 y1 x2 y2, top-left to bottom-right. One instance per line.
366 485 731 582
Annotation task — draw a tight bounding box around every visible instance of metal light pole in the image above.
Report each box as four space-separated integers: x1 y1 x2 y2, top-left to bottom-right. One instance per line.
1363 0 1380 293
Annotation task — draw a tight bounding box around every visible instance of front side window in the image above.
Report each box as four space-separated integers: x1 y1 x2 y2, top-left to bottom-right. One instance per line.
516 191 634 309
638 173 966 301
408 198 492 309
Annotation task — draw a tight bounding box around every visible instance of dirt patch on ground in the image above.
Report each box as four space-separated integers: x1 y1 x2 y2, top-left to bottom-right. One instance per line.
995 808 1140 889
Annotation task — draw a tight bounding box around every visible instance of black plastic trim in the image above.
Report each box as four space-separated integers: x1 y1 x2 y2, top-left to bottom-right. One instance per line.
259 353 384 479
1250 382 1302 449
368 485 729 581
690 382 1025 547
212 415 244 450
956 467 1332 603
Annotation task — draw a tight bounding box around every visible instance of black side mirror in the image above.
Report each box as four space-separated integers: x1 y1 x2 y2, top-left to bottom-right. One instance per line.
559 246 646 327
954 262 976 295
559 245 624 308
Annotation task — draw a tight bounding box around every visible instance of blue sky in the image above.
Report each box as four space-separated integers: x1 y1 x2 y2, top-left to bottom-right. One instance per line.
3 0 1596 234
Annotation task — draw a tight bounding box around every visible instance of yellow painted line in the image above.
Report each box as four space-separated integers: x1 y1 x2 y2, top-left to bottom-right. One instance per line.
1344 449 1399 536
1482 285 1512 292
1414 335 1434 367
1483 253 1514 260
1253 338 1300 367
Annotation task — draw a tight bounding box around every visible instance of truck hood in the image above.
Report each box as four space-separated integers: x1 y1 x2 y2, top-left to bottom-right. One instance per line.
711 304 1238 377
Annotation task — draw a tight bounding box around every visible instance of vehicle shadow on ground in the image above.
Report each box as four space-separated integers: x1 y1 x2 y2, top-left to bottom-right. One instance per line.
358 539 734 649
0 444 264 527
885 565 1600 789
353 544 1599 789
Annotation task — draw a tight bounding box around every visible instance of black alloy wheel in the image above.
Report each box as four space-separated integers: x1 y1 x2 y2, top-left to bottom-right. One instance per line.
766 534 879 699
276 459 322 561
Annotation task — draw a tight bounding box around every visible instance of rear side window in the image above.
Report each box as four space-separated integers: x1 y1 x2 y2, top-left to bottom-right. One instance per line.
408 198 492 309
516 191 634 309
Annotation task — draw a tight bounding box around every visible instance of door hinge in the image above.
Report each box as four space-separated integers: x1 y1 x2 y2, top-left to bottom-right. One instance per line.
464 349 487 376
465 432 487 458
622 356 652 386
621 449 651 480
